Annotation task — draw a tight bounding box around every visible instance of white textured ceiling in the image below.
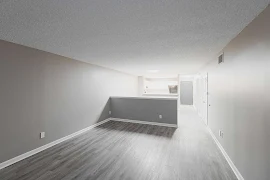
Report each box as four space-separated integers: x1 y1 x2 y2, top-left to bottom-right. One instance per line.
0 0 269 77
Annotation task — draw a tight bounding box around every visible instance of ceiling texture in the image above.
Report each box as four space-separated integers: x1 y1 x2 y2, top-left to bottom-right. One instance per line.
0 0 269 77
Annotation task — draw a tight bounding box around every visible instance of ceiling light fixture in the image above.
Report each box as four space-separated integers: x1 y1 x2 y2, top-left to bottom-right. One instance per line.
148 69 159 73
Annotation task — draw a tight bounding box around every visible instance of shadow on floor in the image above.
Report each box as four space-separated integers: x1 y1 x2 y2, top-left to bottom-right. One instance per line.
95 120 177 139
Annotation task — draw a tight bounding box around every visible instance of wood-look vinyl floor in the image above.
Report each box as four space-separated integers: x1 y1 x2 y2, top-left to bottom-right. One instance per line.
0 107 237 180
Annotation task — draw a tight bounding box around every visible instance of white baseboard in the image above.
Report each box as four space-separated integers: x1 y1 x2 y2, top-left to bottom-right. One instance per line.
0 118 111 170
110 118 178 128
206 126 244 180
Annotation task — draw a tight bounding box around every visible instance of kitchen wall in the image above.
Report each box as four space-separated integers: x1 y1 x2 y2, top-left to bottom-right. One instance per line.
0 40 138 164
140 77 178 95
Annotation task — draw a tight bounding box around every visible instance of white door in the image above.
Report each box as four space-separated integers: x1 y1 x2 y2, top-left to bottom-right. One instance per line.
202 74 208 125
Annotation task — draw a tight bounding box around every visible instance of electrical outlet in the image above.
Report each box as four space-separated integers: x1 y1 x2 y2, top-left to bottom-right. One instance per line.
159 115 162 119
109 111 112 115
40 132 45 139
219 130 224 138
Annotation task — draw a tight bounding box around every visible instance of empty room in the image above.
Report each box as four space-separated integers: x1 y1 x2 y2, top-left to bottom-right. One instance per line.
0 1 269 180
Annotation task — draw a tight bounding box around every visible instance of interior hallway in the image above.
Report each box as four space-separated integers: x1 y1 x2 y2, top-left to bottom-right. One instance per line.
0 107 236 180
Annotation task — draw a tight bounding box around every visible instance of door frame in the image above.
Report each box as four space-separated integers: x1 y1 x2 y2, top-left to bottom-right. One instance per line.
203 73 209 125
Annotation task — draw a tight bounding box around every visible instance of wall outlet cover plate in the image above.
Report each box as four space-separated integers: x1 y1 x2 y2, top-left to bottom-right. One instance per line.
40 132 45 139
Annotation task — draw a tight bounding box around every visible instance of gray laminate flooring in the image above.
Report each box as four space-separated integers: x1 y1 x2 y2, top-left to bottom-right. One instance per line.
0 106 237 180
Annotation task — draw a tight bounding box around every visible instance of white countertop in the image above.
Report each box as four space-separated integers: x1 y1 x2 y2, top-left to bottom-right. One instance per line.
111 96 178 100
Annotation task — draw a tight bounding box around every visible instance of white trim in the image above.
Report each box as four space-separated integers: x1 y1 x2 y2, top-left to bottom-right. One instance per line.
142 93 178 97
0 118 111 170
111 96 177 100
206 126 244 180
110 118 178 128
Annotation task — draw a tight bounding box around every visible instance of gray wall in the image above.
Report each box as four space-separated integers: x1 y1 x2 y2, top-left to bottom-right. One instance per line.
0 40 138 164
111 97 178 125
194 5 270 180
180 81 193 105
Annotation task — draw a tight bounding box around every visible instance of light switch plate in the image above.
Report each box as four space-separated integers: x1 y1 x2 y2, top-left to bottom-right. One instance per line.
40 132 45 139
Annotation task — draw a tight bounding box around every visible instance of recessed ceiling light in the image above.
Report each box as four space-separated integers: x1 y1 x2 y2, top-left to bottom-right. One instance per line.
148 69 159 73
